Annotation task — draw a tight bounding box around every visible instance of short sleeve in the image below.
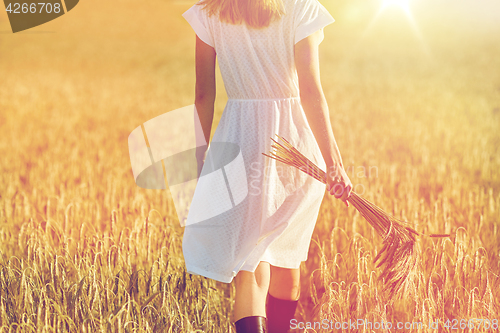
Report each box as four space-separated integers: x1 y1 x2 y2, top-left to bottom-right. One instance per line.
294 0 335 44
182 4 215 48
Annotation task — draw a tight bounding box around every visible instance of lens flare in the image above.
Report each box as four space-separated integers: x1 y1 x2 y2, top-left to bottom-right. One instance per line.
381 0 412 14
354 0 431 57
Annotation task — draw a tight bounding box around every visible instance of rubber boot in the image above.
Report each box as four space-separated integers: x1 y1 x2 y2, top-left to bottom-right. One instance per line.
235 316 267 333
266 293 299 333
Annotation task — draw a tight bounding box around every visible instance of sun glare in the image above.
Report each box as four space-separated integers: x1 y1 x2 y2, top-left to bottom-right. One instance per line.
381 0 412 14
355 0 431 57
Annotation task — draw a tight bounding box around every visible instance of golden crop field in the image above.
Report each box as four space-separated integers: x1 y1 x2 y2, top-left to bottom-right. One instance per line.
0 0 499 331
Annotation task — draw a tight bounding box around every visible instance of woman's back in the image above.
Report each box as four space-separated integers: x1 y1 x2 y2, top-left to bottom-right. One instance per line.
183 0 333 99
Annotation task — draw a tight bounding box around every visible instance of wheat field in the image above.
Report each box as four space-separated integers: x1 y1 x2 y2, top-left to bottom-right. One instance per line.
0 0 499 331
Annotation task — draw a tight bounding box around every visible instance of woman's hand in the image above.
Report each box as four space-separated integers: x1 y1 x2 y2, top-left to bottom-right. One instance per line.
325 164 352 206
196 145 208 178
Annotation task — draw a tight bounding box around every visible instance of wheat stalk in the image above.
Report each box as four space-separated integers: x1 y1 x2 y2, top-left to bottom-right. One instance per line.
262 134 449 297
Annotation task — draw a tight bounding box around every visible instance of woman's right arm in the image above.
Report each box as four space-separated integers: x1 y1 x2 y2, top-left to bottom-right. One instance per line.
194 35 216 176
294 29 352 203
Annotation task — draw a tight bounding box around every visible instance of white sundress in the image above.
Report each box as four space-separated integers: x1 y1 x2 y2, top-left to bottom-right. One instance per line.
181 0 335 283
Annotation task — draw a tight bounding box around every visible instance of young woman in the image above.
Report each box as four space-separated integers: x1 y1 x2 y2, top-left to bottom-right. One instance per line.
182 0 352 331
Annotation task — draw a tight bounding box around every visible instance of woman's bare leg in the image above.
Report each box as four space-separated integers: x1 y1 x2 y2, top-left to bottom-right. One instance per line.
233 261 271 322
266 266 301 333
269 266 300 300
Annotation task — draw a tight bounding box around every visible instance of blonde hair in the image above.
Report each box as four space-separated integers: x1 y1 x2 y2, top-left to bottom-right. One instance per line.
197 0 285 28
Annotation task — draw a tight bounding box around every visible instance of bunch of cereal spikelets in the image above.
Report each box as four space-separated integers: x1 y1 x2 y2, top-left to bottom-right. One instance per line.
262 134 449 297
